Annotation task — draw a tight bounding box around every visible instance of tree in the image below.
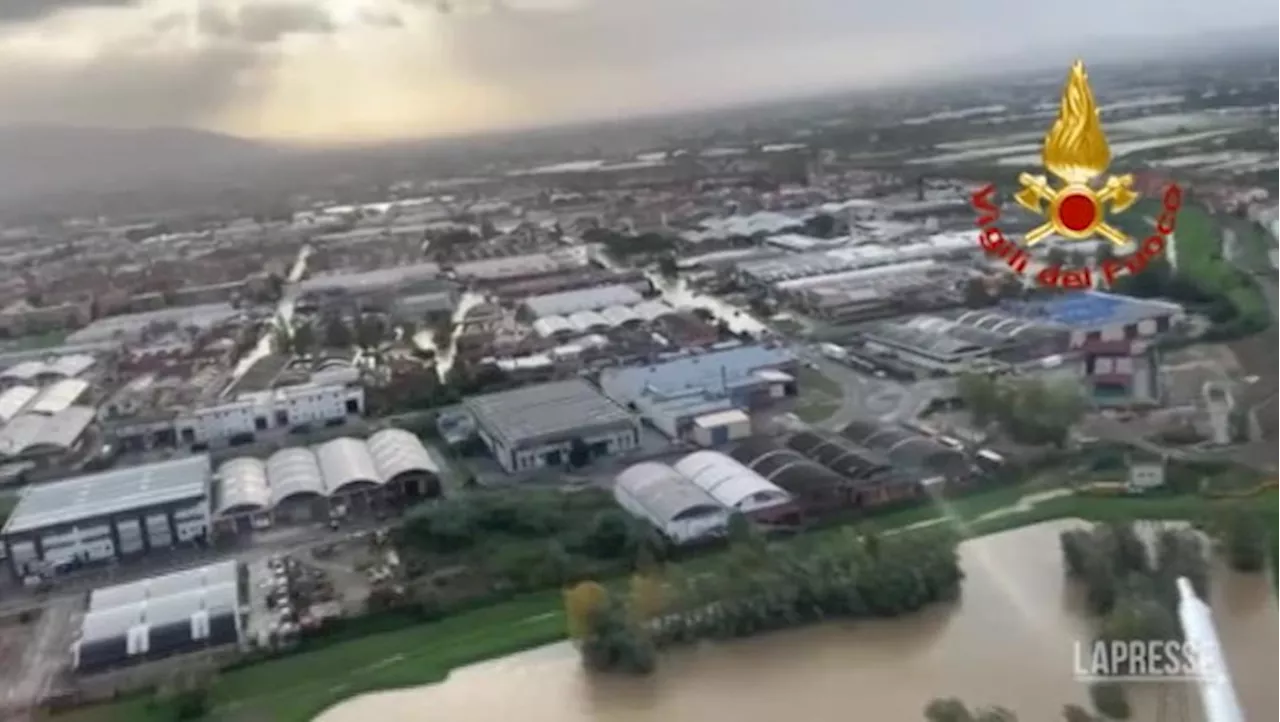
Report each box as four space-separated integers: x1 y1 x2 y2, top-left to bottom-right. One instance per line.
627 572 666 623
1066 250 1090 269
924 698 1018 722
956 372 1002 427
1062 705 1098 722
656 254 679 279
323 315 354 349
963 278 993 308
564 581 609 641
1046 246 1068 267
355 314 387 350
291 322 316 357
1088 682 1131 720
1219 503 1268 573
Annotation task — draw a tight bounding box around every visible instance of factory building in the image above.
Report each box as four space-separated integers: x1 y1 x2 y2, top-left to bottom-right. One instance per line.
612 450 797 543
614 462 731 544
734 232 975 287
212 430 443 529
520 283 646 320
840 419 972 481
1 455 212 579
464 379 641 473
1078 338 1162 408
72 560 244 674
776 260 971 323
730 432 922 519
174 381 365 449
598 344 797 439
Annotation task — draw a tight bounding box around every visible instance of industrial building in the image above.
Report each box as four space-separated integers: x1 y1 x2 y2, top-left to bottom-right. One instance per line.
530 299 676 339
613 450 797 543
520 283 646 319
174 381 365 449
1 455 212 579
464 379 641 473
776 260 972 323
0 353 96 386
856 315 1020 375
734 232 975 286
840 419 972 480
729 431 923 518
71 560 244 674
598 344 797 439
212 430 443 528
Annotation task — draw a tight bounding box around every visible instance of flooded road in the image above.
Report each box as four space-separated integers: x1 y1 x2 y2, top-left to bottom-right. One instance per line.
316 521 1278 722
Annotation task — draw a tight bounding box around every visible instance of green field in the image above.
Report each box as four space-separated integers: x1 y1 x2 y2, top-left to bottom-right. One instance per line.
56 485 1278 722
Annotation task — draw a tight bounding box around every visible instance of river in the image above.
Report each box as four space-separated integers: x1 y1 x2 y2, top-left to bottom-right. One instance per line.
315 521 1277 722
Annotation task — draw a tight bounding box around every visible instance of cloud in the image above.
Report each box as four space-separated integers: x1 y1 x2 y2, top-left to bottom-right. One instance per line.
198 1 336 44
0 0 140 26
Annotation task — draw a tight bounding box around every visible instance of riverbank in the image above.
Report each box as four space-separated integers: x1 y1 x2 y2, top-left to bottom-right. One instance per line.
52 487 1278 722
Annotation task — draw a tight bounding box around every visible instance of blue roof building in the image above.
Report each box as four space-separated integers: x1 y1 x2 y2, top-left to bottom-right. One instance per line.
599 344 797 438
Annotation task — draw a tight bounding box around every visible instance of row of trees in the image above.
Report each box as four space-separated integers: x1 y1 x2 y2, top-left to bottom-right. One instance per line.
565 519 963 674
1058 521 1213 719
956 373 1087 447
924 698 1102 722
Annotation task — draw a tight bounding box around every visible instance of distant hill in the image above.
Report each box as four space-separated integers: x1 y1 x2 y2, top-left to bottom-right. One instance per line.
0 125 287 203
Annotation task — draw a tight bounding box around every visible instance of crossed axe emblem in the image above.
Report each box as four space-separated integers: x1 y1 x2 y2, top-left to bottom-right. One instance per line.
1013 173 1138 247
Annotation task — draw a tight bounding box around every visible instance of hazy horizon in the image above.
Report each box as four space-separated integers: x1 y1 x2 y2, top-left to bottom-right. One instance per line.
0 0 1276 144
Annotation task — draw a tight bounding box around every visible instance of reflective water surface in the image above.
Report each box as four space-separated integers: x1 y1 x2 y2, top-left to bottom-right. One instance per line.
317 521 1278 722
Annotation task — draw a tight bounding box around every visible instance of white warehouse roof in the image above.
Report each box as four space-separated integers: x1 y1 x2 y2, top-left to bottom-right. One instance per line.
614 461 726 528
28 378 90 414
215 430 441 516
0 354 92 381
0 406 95 458
523 284 644 318
0 385 38 423
673 451 791 513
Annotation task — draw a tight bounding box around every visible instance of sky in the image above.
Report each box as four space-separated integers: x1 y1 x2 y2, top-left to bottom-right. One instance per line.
0 0 1275 143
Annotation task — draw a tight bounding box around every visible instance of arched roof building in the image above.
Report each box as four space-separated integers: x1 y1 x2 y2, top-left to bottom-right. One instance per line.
315 437 382 495
215 457 271 517
265 448 326 505
841 419 968 476
729 435 848 497
786 430 894 481
672 451 791 513
215 432 443 517
614 461 728 544
367 428 440 483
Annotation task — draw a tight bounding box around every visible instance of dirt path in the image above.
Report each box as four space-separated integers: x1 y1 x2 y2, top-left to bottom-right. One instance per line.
897 489 1075 534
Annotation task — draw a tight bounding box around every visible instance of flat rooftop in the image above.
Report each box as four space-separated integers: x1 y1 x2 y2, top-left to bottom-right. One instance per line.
464 379 635 448
2 455 211 536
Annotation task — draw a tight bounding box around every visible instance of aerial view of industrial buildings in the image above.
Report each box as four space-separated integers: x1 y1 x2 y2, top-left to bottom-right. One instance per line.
0 39 1274 722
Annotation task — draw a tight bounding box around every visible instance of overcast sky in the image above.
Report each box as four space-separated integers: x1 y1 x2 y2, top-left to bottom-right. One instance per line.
0 0 1274 143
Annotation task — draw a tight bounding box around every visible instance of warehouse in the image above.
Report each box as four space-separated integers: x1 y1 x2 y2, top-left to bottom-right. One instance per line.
1 455 212 579
728 436 853 517
0 405 96 460
0 353 95 385
856 315 1013 375
71 560 244 674
777 261 971 323
730 433 922 517
672 451 797 523
598 344 797 438
213 429 441 528
841 419 971 480
984 292 1182 346
520 284 644 319
735 233 975 286
465 379 641 473
613 461 731 544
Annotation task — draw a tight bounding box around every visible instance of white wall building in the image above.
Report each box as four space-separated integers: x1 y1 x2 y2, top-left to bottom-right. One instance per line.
175 383 364 448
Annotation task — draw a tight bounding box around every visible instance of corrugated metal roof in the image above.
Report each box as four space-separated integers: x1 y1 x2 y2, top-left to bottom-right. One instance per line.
464 379 635 447
29 378 90 414
0 385 38 422
2 455 211 535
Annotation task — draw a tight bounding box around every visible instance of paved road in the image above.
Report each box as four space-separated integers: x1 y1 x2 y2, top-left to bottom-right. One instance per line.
791 347 955 430
1081 416 1276 472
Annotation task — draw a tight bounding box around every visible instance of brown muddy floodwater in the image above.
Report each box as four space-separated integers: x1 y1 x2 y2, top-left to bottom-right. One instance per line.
316 521 1278 722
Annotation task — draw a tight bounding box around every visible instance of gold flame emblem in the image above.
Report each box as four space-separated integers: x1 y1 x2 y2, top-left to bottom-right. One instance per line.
1014 60 1137 246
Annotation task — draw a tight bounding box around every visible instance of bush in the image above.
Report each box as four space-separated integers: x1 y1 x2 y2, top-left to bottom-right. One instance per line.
1088 682 1131 720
